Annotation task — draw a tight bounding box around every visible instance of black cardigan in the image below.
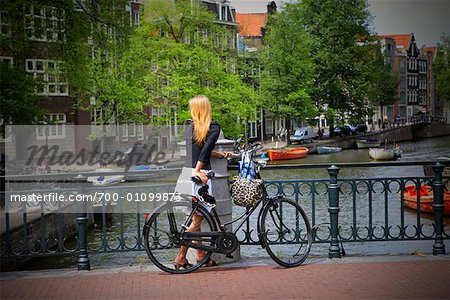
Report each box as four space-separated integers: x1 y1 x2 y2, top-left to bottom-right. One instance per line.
183 120 221 170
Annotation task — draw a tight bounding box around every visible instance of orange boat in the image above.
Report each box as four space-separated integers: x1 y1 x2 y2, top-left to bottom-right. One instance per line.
403 185 450 216
266 147 309 161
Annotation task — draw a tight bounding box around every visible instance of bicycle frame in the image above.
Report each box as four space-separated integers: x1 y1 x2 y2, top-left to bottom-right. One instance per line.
177 156 283 252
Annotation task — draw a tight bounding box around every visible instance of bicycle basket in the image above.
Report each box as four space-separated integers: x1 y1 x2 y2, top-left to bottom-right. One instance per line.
230 176 264 208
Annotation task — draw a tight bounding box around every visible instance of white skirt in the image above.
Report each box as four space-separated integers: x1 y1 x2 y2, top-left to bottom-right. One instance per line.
174 167 213 197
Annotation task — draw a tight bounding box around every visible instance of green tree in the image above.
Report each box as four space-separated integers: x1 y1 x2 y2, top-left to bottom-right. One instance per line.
357 42 398 123
123 0 259 138
294 0 381 135
0 63 44 134
261 4 317 144
434 35 450 103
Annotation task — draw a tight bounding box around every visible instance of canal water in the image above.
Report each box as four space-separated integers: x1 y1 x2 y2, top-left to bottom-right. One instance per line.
17 136 450 270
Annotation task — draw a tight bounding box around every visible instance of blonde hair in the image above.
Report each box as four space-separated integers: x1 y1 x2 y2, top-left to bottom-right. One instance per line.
189 95 212 145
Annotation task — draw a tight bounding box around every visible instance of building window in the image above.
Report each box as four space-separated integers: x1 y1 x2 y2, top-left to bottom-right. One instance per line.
400 106 406 118
400 61 405 73
184 30 190 44
0 56 13 66
129 123 136 137
26 59 68 95
265 118 274 134
24 4 65 42
0 10 11 36
36 114 66 140
221 5 227 21
3 124 12 143
91 108 103 124
133 10 140 26
248 121 257 138
400 91 406 104
151 107 159 116
137 123 144 140
202 28 208 43
120 124 128 141
387 106 393 119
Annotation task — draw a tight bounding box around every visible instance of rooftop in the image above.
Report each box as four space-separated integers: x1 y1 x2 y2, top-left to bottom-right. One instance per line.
379 34 411 50
235 13 267 37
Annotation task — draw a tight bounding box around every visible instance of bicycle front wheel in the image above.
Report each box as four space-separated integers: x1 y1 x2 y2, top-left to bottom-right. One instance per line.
260 198 312 267
143 200 217 274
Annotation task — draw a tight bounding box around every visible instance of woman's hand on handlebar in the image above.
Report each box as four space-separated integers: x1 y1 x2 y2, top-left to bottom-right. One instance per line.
212 151 233 159
193 170 208 184
219 151 233 159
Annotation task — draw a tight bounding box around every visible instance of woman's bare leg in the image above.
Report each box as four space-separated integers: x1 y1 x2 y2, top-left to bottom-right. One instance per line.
174 213 203 265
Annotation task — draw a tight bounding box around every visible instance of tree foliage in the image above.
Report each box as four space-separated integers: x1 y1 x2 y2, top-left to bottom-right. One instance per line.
283 0 397 131
122 0 259 137
434 35 450 103
260 0 398 137
260 4 317 143
0 63 44 130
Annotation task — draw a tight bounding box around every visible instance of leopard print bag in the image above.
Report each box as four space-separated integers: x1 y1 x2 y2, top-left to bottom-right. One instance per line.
231 175 264 208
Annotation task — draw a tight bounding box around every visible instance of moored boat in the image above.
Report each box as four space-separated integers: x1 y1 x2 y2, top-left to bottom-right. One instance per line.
356 138 380 149
125 165 174 181
87 168 125 186
254 152 270 162
403 185 450 215
317 146 342 154
369 148 401 160
266 147 309 161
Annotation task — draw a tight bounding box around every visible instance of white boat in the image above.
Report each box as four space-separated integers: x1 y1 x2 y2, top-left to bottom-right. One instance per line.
126 165 174 181
357 139 381 149
317 146 342 154
369 148 401 160
87 168 125 186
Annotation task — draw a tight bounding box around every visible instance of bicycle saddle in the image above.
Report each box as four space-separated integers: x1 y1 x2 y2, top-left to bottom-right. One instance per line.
191 171 215 184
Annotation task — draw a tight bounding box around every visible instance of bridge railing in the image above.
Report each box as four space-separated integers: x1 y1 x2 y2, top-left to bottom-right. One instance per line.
1 161 448 270
230 161 448 259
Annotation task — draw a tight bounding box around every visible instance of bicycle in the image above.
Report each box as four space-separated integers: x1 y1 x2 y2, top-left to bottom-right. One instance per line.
142 142 312 274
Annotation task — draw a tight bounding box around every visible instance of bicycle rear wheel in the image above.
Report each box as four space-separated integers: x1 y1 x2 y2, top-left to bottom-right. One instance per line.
260 198 312 267
143 200 217 274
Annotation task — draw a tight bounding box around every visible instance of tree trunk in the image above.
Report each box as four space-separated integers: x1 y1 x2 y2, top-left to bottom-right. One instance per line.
285 117 291 146
329 119 334 138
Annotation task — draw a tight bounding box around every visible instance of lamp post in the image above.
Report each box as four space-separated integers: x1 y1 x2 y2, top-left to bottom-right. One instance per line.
44 125 50 173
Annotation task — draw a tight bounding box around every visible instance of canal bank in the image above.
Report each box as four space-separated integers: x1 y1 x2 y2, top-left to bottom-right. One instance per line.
297 123 450 153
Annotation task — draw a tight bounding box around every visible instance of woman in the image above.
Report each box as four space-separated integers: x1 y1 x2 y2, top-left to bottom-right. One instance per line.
174 95 231 270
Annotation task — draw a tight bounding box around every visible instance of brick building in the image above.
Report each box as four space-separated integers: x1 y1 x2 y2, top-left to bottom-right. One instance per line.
2 0 241 162
378 33 431 122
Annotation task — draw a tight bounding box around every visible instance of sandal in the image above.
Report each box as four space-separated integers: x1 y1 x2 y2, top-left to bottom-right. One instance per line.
197 258 217 267
173 260 193 270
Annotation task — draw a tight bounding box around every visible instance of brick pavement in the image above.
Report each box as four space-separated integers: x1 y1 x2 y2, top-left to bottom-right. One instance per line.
1 258 450 299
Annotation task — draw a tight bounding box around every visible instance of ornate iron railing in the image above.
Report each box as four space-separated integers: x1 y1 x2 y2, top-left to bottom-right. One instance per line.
1 161 448 270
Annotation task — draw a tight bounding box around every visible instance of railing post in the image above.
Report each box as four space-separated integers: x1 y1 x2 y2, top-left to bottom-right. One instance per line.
327 165 341 258
432 162 446 255
75 174 91 270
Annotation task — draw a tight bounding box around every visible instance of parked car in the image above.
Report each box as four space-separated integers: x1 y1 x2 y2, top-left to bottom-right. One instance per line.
355 124 368 133
333 124 357 136
290 127 315 144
